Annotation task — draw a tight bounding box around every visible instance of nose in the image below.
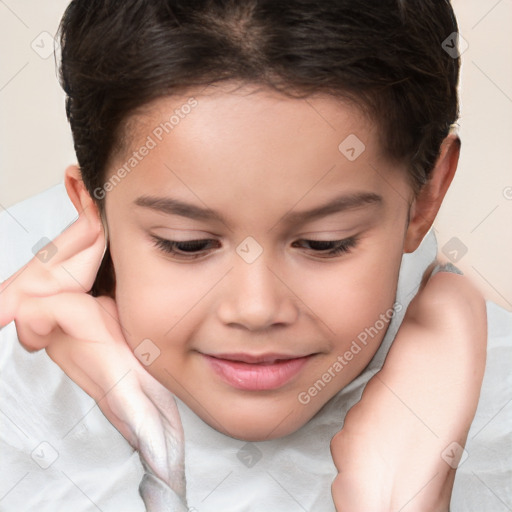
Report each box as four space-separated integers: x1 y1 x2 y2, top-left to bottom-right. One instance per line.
216 254 299 331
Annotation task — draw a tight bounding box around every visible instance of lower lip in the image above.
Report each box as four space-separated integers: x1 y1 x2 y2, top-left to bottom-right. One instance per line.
203 355 311 391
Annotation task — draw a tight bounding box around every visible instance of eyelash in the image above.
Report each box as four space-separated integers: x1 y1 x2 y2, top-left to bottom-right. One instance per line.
291 237 358 256
151 237 219 260
151 236 358 260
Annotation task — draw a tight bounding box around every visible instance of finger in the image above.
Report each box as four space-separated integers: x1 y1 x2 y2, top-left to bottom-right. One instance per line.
48 213 106 292
13 293 113 353
0 215 105 326
31 213 106 293
18 292 135 387
53 210 103 262
0 269 27 326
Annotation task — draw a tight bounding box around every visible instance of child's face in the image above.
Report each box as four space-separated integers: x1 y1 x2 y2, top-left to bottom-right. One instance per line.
103 84 413 440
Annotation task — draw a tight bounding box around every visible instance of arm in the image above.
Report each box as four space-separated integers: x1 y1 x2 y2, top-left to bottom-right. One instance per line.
330 264 487 511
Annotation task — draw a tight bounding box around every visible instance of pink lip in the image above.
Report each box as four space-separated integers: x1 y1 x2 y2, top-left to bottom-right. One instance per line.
203 353 313 391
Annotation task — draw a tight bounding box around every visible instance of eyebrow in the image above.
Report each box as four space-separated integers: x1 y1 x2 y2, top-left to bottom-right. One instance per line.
134 191 382 227
134 196 228 224
282 192 382 225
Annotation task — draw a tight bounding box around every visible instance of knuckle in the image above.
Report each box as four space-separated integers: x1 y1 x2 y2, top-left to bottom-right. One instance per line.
15 322 44 352
14 297 55 351
330 428 349 457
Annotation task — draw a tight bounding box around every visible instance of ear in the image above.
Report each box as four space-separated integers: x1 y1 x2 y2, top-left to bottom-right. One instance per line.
403 134 460 253
64 165 102 228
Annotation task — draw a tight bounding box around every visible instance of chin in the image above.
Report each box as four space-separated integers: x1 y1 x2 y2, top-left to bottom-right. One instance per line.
189 395 319 442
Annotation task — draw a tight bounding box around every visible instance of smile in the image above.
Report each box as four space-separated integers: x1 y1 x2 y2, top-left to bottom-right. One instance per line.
202 353 314 391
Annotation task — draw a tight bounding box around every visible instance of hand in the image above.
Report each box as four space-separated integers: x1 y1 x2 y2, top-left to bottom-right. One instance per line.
330 267 487 511
0 212 187 504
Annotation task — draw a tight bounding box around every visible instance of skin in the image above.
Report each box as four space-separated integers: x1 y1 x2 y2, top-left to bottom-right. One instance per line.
83 82 457 441
331 268 487 511
1 83 486 509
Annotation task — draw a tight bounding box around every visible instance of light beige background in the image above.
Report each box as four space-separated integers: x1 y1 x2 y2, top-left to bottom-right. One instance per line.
0 0 511 310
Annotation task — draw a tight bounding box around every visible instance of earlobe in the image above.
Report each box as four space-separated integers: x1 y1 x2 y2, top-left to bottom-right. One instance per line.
64 165 102 226
403 134 460 253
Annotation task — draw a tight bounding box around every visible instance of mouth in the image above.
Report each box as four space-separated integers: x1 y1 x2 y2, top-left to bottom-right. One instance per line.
202 352 315 391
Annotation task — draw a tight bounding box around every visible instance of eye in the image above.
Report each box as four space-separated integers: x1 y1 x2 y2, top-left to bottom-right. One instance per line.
151 236 220 259
151 235 358 260
291 237 358 258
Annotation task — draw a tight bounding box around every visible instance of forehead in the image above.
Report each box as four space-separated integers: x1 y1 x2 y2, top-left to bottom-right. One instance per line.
122 82 376 159
107 83 408 217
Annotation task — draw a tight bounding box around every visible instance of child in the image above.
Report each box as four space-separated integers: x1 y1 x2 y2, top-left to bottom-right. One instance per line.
0 0 494 510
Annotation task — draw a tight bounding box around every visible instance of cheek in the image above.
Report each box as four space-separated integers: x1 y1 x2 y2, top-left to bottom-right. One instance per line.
291 238 403 341
110 236 226 349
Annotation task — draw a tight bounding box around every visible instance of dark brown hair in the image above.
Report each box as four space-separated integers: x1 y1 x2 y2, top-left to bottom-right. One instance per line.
58 0 460 294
